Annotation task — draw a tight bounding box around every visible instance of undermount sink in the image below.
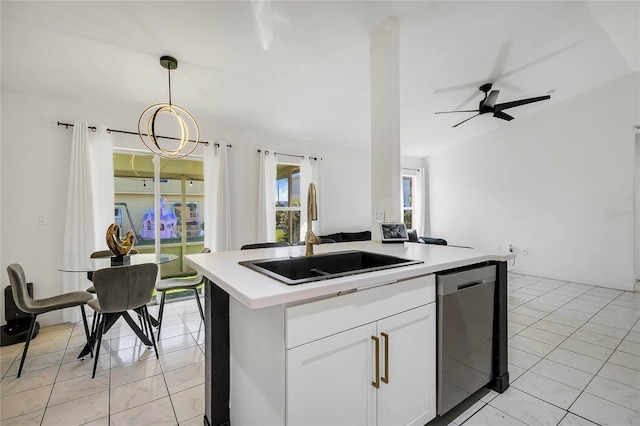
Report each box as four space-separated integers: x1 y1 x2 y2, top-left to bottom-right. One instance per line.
239 250 424 285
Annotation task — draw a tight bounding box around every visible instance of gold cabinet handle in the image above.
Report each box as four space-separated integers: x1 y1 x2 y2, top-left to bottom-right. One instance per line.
371 336 380 389
381 332 389 384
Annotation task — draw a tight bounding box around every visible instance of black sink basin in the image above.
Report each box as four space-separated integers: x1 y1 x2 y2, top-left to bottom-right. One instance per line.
239 250 423 285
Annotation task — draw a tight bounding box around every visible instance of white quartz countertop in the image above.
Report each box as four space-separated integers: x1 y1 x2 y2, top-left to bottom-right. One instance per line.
184 241 514 309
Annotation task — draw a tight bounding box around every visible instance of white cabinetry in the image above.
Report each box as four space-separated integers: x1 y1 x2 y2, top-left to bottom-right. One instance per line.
228 274 436 426
377 304 435 426
285 274 436 426
287 322 377 425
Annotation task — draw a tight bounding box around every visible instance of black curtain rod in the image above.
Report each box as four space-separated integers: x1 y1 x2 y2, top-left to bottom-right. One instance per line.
56 121 231 147
257 149 320 161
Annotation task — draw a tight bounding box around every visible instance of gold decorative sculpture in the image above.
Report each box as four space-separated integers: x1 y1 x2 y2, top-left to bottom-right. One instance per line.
106 223 135 257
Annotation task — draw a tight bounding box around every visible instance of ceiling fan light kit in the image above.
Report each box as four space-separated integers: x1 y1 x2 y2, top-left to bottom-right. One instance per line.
138 55 200 158
436 83 551 128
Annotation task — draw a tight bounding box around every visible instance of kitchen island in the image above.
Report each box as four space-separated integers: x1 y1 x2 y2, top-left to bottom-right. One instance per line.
185 241 514 426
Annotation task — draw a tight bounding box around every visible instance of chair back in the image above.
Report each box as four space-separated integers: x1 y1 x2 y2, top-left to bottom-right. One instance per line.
91 249 139 258
6 264 34 314
192 247 211 282
241 242 290 250
296 238 336 245
92 263 158 313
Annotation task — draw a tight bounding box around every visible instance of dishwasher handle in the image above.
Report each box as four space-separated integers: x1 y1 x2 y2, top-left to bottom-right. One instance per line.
437 265 496 296
457 277 494 291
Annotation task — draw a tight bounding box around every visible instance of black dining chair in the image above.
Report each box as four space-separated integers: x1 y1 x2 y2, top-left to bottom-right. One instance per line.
86 249 141 338
296 238 336 245
240 242 291 250
6 263 93 378
86 249 139 292
154 247 211 336
88 263 159 378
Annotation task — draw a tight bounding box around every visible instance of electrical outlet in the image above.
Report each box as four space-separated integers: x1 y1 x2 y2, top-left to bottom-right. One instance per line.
496 245 501 252
523 248 529 254
374 210 385 222
36 214 46 225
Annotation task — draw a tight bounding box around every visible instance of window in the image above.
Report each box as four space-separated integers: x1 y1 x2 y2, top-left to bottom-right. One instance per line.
275 163 301 244
113 152 204 278
402 175 415 229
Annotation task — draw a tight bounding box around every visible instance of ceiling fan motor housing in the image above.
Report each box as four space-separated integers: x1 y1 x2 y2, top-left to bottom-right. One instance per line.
479 83 494 113
479 83 493 93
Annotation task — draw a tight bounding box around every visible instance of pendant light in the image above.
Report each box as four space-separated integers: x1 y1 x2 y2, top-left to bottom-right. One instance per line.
138 56 200 158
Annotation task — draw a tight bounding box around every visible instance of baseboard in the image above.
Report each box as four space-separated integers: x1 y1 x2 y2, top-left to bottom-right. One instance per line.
512 269 634 292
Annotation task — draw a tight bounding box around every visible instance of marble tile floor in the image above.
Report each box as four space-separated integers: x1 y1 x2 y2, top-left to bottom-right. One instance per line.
1 297 205 426
429 272 640 426
1 273 639 425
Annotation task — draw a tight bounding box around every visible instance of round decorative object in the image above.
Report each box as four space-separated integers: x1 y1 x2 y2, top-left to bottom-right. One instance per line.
106 223 135 257
138 55 201 159
138 103 200 158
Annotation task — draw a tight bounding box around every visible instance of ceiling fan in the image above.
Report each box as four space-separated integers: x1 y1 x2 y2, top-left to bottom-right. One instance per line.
436 83 551 128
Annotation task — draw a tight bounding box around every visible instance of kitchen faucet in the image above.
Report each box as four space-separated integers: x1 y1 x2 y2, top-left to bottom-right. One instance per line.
305 183 321 256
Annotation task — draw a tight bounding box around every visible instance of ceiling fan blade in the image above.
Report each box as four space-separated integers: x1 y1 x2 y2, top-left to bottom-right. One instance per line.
483 90 500 108
452 113 481 128
494 95 550 111
435 109 479 114
452 90 482 111
493 111 514 121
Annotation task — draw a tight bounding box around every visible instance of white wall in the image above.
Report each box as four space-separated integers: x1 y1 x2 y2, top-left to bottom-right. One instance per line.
428 72 640 291
0 92 371 325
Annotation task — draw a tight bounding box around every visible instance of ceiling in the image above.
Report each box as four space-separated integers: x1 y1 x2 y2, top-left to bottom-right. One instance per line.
2 1 638 158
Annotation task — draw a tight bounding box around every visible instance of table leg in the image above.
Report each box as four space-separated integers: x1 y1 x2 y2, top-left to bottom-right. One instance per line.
77 312 139 358
122 311 153 346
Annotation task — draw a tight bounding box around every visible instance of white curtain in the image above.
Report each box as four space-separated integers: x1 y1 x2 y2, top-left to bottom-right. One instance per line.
62 122 114 322
417 167 429 237
403 168 427 237
204 145 215 250
413 168 424 237
300 157 324 240
89 125 115 246
312 158 324 235
204 143 231 252
299 158 313 238
299 157 324 239
257 150 276 242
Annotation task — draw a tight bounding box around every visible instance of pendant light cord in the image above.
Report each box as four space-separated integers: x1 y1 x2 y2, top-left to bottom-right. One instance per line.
168 66 172 107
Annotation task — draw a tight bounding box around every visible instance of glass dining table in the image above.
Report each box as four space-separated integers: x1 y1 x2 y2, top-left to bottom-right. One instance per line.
58 253 178 274
58 253 178 358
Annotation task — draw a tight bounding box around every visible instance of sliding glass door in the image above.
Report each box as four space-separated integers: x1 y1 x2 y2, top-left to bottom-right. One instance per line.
113 152 204 278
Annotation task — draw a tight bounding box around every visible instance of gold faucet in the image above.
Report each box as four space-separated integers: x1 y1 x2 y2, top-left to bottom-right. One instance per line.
305 183 321 256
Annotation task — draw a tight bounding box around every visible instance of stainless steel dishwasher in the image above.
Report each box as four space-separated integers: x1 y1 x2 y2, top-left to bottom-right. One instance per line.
437 264 496 415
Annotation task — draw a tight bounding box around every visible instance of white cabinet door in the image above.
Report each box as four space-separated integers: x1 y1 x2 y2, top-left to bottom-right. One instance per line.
377 304 436 426
286 322 377 426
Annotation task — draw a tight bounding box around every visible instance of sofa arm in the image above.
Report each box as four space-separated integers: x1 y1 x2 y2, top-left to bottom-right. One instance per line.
419 237 448 245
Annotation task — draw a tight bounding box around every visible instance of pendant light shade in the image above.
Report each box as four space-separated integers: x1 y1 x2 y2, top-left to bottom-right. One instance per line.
138 56 200 159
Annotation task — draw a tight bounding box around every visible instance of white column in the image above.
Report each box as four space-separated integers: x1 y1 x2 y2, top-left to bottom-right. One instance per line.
370 18 401 240
154 155 161 254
